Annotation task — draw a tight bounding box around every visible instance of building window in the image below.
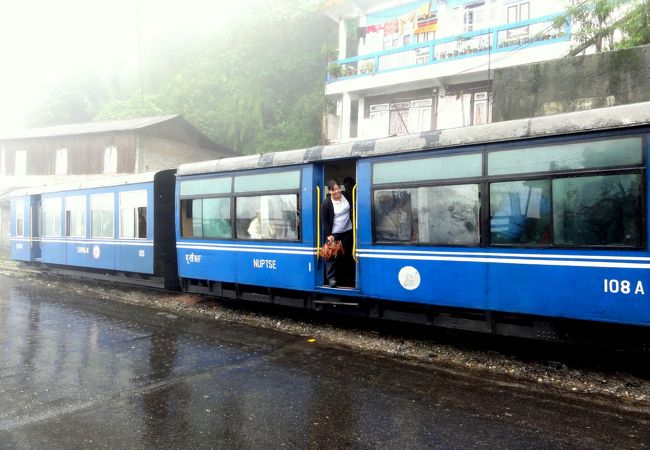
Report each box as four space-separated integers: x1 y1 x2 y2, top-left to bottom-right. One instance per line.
464 2 485 33
55 148 68 175
15 200 25 237
507 1 530 38
409 99 433 133
369 104 390 138
65 195 86 238
473 92 489 125
119 190 147 239
15 150 26 176
91 193 114 238
103 146 117 174
389 102 410 136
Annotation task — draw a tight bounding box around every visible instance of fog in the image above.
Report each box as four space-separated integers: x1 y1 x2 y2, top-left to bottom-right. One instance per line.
0 0 253 133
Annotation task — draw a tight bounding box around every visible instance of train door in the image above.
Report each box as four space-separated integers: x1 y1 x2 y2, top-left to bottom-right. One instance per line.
30 196 41 260
317 160 359 290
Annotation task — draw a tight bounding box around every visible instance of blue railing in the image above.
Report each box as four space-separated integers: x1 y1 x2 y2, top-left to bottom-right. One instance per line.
326 13 570 82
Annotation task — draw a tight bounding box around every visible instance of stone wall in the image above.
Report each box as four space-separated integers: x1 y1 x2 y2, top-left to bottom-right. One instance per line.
492 45 650 121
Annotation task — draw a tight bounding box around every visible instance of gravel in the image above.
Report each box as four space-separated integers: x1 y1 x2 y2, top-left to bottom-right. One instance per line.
1 259 648 410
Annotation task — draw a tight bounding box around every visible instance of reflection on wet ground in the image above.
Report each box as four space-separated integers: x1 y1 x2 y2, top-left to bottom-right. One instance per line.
0 276 648 449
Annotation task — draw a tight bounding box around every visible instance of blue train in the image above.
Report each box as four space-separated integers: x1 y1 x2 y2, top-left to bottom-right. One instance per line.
9 103 650 341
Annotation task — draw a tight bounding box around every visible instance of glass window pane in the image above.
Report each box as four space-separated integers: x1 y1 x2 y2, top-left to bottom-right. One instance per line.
553 174 642 246
43 197 62 237
15 200 24 237
373 153 482 185
137 207 147 238
121 208 135 238
236 194 299 240
91 194 113 238
192 199 203 237
235 171 300 193
102 210 113 238
180 177 232 196
65 196 86 238
490 180 551 244
202 198 232 239
120 191 147 239
488 137 642 176
374 185 479 245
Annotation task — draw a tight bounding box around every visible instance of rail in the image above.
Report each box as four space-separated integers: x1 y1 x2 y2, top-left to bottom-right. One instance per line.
326 13 570 82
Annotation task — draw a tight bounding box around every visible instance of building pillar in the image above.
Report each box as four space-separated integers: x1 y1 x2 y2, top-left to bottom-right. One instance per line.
340 92 352 142
338 19 347 60
357 98 365 138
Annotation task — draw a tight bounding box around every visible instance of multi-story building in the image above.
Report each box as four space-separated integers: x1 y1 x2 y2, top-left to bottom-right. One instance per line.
322 0 571 143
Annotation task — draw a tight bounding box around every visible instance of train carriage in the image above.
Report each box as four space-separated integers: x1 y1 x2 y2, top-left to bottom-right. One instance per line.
10 170 178 289
176 102 650 340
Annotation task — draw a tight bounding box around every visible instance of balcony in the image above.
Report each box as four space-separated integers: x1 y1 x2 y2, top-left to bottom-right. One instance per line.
326 13 570 84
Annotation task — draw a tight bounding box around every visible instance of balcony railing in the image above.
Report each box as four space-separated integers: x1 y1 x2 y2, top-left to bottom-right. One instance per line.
326 13 570 82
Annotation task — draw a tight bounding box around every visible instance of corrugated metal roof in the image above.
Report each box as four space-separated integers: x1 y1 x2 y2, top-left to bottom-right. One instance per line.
0 115 180 140
9 172 160 197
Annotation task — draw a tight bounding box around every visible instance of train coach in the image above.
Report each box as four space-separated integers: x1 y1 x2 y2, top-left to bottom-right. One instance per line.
175 102 650 341
10 170 178 289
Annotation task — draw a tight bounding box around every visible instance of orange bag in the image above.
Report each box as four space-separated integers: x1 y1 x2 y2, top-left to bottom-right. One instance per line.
318 240 344 260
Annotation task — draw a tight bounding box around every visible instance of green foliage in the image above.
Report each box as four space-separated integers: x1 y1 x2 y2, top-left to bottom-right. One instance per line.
95 94 166 120
24 72 108 127
558 0 650 56
616 0 650 48
24 0 332 155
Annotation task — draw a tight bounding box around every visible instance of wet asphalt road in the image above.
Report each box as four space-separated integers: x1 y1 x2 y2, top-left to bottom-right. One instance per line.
0 275 648 449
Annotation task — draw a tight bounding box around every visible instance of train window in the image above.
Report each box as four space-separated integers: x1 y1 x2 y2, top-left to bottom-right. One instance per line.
181 198 232 239
236 195 299 240
553 173 642 247
373 184 479 245
490 180 551 245
65 196 86 238
488 137 642 176
15 200 24 237
180 177 231 196
234 171 300 193
373 153 481 185
42 197 62 238
119 191 147 239
91 194 114 239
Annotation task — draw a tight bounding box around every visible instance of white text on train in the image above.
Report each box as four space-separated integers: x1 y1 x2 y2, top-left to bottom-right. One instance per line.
603 279 645 295
185 253 202 264
77 247 89 254
253 259 277 269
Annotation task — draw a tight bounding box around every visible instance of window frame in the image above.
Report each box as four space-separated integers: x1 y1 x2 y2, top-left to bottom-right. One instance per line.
55 148 68 176
15 200 25 238
65 195 86 238
119 190 148 240
179 169 303 242
90 193 115 239
370 133 646 249
42 197 63 238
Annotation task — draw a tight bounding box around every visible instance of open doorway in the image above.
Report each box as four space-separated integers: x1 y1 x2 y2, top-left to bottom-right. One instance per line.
320 159 357 289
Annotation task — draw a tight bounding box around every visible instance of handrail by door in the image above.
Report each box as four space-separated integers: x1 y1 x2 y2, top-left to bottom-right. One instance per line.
29 206 33 248
316 186 321 259
352 184 358 263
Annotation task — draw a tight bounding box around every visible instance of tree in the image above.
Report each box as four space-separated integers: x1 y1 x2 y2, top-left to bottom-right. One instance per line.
556 0 650 56
24 72 108 127
23 0 332 155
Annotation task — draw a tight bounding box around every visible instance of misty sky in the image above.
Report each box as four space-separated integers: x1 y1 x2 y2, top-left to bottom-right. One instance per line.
0 0 253 133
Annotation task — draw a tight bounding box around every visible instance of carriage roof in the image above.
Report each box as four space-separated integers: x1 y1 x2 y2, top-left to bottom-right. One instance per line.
177 101 650 177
